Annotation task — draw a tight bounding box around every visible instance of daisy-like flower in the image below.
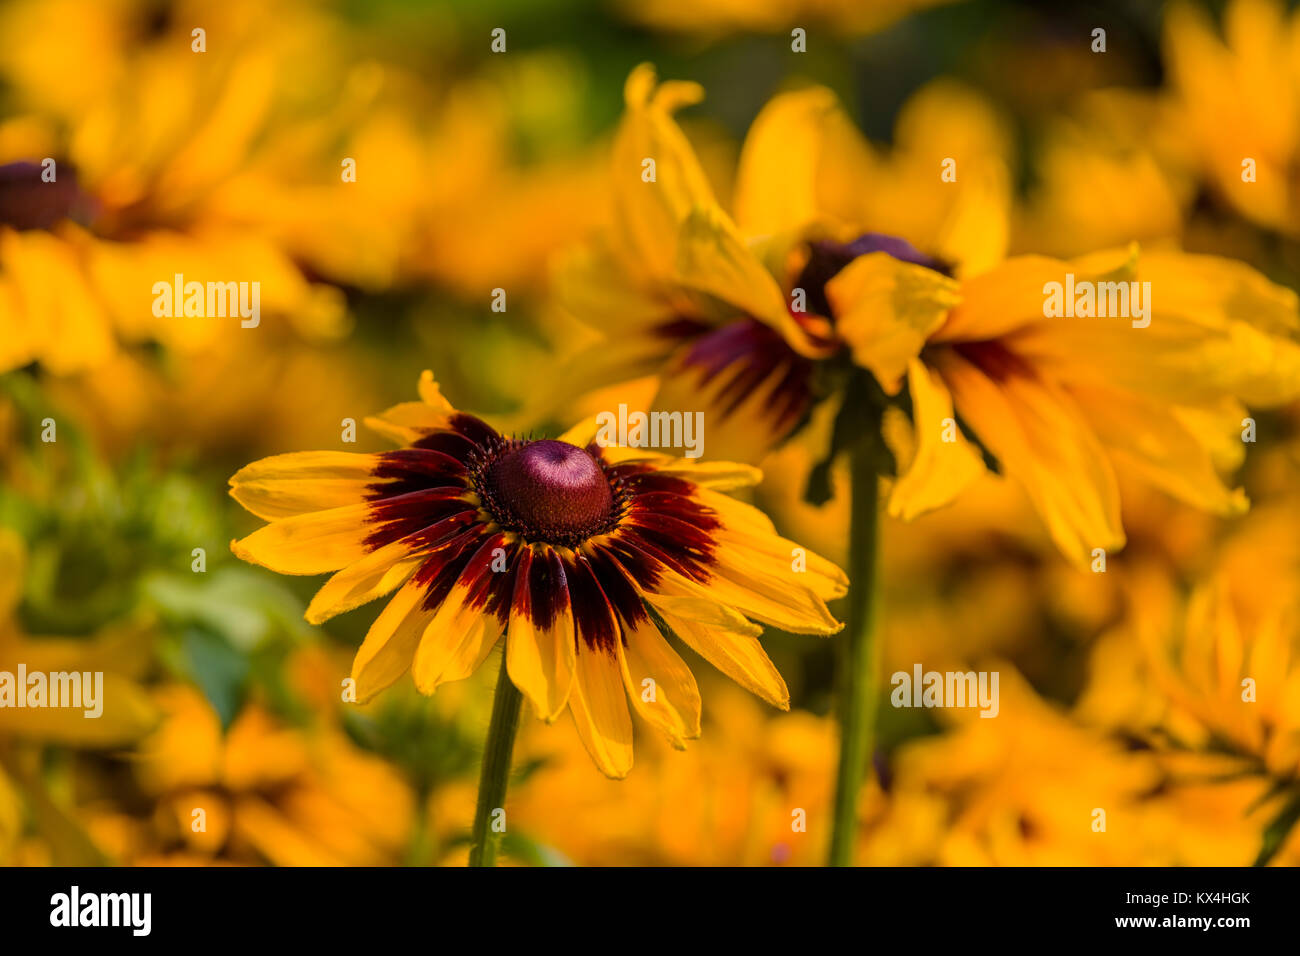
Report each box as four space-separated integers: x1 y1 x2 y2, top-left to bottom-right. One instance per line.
559 65 1300 566
555 63 1300 865
553 65 1011 466
228 372 846 779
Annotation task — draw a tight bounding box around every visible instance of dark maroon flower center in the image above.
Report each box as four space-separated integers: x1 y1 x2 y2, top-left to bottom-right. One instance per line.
478 439 617 546
0 161 93 231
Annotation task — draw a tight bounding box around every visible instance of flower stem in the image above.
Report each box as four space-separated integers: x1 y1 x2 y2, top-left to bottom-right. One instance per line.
828 438 882 866
468 646 523 867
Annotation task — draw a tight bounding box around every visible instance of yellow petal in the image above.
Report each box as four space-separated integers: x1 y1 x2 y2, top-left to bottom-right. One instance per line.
933 347 1125 565
827 251 961 393
888 357 986 520
702 547 844 635
231 502 379 575
933 254 1065 343
1007 250 1300 408
1070 383 1248 516
506 548 577 723
733 85 842 237
675 204 819 356
0 228 114 374
648 458 762 491
714 523 848 601
229 451 387 521
411 542 509 693
305 537 431 625
568 641 634 778
612 63 712 282
416 369 453 411
617 612 701 747
364 402 454 446
651 601 789 710
362 370 459 444
350 577 437 703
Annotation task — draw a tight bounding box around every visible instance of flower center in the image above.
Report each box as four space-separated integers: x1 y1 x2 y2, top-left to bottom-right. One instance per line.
480 439 616 545
0 161 92 231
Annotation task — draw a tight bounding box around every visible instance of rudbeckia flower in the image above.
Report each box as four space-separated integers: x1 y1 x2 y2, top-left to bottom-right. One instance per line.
558 65 1300 567
555 64 1300 862
553 66 1011 465
228 372 846 778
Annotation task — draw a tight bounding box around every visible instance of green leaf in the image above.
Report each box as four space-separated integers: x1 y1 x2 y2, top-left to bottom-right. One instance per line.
182 625 250 731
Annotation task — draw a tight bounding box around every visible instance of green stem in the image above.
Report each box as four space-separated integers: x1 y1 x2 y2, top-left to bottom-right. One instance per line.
828 438 882 866
468 646 523 867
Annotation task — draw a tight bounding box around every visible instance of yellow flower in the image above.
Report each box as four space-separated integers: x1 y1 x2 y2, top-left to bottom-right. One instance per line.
863 667 1161 865
559 65 1300 566
228 371 846 777
126 682 413 866
1068 500 1300 863
1084 501 1300 782
1162 0 1300 236
0 0 379 375
553 67 1009 460
504 682 836 865
863 664 1295 865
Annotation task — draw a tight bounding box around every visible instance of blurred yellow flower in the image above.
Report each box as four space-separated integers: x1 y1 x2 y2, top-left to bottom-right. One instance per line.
507 681 836 865
123 682 414 866
1162 0 1300 236
0 0 362 375
862 667 1161 865
557 65 1300 568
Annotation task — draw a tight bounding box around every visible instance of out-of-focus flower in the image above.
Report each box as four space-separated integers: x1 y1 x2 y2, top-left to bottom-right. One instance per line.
0 0 365 375
551 66 1010 464
40 335 387 461
505 681 835 865
557 65 1300 568
1162 0 1300 237
887 243 1300 565
1075 500 1300 863
227 371 845 777
861 667 1161 865
103 681 413 866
